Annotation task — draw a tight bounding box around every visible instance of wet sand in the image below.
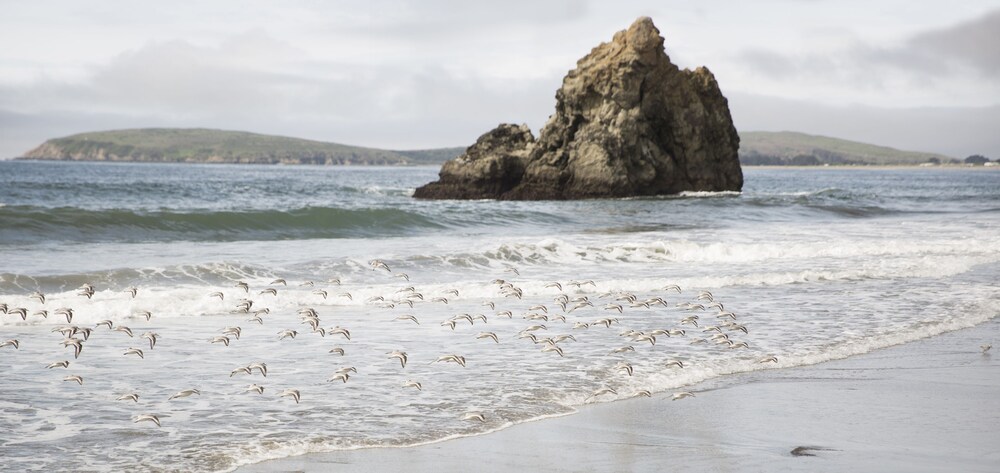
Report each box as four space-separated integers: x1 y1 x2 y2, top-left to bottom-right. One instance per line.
240 318 999 472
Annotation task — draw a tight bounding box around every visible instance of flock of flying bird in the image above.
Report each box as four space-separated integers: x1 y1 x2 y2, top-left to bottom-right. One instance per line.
0 259 774 429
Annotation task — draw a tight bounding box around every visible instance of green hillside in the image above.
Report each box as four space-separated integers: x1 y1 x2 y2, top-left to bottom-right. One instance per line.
739 131 949 165
21 128 463 165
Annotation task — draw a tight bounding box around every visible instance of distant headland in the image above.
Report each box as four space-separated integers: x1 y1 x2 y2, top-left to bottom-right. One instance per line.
19 128 464 166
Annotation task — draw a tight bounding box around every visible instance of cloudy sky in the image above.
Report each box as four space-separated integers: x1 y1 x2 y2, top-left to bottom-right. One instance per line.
1 0 998 158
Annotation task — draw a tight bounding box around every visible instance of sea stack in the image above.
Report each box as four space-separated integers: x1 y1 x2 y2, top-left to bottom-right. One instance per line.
414 16 742 200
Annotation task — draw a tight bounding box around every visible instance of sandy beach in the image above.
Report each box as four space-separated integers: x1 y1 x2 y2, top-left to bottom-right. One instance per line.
241 318 999 473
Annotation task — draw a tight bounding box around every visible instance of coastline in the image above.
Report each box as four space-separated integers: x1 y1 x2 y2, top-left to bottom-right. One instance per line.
239 317 999 473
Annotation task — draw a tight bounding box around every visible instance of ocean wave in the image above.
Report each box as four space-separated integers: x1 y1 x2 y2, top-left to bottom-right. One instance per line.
408 236 1000 268
0 205 447 243
675 190 742 198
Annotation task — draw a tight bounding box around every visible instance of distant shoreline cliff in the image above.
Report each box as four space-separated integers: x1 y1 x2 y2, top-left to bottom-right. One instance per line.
19 128 463 166
19 128 952 168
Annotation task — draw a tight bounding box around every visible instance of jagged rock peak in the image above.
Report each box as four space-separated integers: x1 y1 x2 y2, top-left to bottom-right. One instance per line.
414 17 742 200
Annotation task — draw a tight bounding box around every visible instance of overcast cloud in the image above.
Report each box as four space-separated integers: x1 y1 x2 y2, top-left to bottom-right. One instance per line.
1 0 998 158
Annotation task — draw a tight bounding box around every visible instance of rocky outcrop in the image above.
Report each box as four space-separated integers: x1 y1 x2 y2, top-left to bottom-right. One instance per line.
414 16 742 200
411 124 534 199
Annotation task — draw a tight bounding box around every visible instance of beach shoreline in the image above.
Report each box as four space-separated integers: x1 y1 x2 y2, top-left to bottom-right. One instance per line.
239 317 999 473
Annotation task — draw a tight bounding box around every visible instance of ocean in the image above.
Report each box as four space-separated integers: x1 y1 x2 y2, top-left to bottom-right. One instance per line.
1 161 998 471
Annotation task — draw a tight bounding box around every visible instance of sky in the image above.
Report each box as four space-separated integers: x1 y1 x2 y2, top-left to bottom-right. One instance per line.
1 0 999 158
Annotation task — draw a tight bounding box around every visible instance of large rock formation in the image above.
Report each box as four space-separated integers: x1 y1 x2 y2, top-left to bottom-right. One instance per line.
414 17 742 200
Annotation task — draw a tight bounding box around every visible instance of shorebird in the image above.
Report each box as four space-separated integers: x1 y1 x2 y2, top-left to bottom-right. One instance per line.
224 327 242 339
277 330 298 340
665 359 685 369
62 338 83 358
396 299 414 308
369 259 391 272
759 355 778 363
671 391 695 401
1 339 19 349
474 331 499 344
329 326 351 340
312 290 328 299
248 362 268 377
133 414 161 427
141 332 159 349
76 327 93 341
54 308 74 323
63 375 84 385
117 393 140 402
588 387 618 400
123 347 144 359
983 344 992 354
279 389 301 403
388 350 408 368
394 273 408 282
32 309 49 319
544 282 562 291
329 347 346 356
617 362 634 376
235 281 249 292
124 287 138 299
30 291 46 304
663 284 682 293
328 372 350 383
593 318 618 328
230 366 252 377
680 316 700 328
403 380 422 390
234 301 253 313
394 314 420 324
610 346 635 354
209 291 225 300
432 354 467 367
259 288 278 296
46 360 70 369
211 336 231 346
168 389 200 400
244 384 265 394
462 412 486 422
270 278 287 286
334 366 357 376
541 345 564 357
114 326 134 337
633 334 656 346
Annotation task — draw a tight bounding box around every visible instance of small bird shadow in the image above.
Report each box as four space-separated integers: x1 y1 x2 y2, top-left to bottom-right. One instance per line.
791 446 838 457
